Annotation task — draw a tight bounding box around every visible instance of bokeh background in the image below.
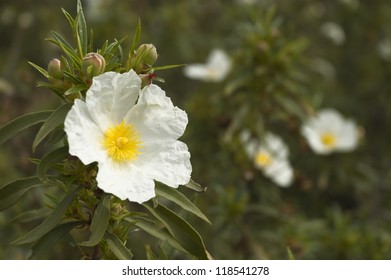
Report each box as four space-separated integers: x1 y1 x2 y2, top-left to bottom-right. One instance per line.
1 0 391 259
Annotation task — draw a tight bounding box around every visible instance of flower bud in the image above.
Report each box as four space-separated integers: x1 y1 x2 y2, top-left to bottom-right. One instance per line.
82 52 106 79
137 44 158 66
47 58 63 79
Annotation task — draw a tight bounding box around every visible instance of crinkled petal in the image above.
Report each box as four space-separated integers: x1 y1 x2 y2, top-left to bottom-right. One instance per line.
64 99 106 164
135 140 192 188
96 162 155 203
86 70 141 130
124 84 188 142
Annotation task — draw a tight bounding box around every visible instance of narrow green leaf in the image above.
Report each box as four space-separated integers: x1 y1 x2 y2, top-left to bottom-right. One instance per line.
37 146 69 182
81 193 111 247
184 179 207 192
12 186 80 245
61 8 75 30
155 183 210 224
0 111 53 145
30 221 85 260
33 103 72 151
28 62 50 79
76 0 88 56
47 30 75 56
287 246 296 260
148 64 186 71
0 177 44 211
11 208 51 224
64 84 86 96
105 231 133 260
143 203 209 259
125 217 187 254
130 18 142 53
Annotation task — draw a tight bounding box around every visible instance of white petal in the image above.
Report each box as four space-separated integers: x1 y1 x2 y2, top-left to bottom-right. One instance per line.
263 133 289 158
208 49 231 79
86 70 141 130
183 64 210 80
336 120 358 151
136 140 192 188
301 125 332 155
64 99 106 164
264 159 293 187
96 162 156 203
124 84 188 142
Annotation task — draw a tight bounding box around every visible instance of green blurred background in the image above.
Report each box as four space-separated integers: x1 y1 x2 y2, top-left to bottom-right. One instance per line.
1 0 391 259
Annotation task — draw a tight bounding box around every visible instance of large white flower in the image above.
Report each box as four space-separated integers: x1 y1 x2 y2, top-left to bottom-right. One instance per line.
241 131 293 187
64 70 192 203
301 108 359 155
183 49 231 82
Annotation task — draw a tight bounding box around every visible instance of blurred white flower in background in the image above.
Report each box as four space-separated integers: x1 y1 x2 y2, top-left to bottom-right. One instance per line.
320 22 346 45
301 109 359 155
184 49 231 82
377 38 391 61
64 70 192 203
241 131 293 187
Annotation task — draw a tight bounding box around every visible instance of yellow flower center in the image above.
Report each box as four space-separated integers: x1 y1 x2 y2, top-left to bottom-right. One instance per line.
102 121 142 162
255 151 273 167
321 132 336 148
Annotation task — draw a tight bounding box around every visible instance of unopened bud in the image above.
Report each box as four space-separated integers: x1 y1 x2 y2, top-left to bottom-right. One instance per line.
82 52 106 79
47 59 63 79
137 44 158 66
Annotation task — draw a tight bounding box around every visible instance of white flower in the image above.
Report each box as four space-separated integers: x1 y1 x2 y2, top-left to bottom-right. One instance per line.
183 49 231 82
242 131 293 187
64 70 192 203
320 22 346 45
301 109 359 155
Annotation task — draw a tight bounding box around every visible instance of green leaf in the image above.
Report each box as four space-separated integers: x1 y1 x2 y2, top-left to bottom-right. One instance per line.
143 203 209 259
28 62 50 79
105 231 133 260
184 179 207 192
33 103 72 151
81 193 111 247
76 0 88 56
29 221 85 260
64 84 87 96
12 185 81 245
125 217 187 254
287 246 296 260
155 183 210 224
11 208 51 224
130 18 142 53
0 111 53 145
61 8 75 31
37 146 69 182
0 177 44 211
148 64 186 71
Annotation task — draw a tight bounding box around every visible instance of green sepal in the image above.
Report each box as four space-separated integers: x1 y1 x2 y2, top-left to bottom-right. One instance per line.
184 179 207 192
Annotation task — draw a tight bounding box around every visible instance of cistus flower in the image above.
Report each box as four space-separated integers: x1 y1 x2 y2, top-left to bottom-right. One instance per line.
183 49 231 82
64 70 192 203
301 109 359 155
241 131 293 187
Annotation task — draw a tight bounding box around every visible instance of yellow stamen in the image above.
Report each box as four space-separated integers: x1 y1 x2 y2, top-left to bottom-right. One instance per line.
321 132 336 148
255 152 273 167
103 121 142 162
